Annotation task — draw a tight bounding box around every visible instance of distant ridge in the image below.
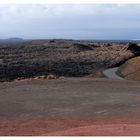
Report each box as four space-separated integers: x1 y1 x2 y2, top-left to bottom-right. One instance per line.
0 38 24 44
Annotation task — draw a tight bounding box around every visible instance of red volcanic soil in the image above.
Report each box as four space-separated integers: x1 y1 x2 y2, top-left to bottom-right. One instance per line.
1 118 140 136
0 78 140 136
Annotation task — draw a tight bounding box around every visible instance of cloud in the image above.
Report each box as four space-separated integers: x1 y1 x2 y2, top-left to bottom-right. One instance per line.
1 4 139 18
0 4 140 39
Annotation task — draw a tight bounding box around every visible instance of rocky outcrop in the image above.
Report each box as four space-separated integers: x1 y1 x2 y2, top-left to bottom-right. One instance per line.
127 43 140 55
72 43 93 51
15 74 59 81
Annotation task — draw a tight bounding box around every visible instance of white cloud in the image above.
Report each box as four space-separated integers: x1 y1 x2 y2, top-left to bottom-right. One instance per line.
0 4 140 39
0 4 140 19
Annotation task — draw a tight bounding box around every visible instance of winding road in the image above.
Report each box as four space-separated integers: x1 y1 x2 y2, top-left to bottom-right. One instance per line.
103 67 124 80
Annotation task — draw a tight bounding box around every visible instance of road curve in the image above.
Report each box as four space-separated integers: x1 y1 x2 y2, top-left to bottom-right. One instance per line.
103 67 124 80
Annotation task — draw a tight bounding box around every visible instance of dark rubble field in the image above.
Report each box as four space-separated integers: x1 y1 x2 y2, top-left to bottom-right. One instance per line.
0 39 137 81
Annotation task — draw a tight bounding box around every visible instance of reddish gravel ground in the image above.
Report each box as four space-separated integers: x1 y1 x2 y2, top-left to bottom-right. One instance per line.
1 117 140 136
0 78 140 136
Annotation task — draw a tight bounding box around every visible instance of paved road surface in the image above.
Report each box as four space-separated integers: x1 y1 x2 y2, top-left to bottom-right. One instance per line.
103 67 124 80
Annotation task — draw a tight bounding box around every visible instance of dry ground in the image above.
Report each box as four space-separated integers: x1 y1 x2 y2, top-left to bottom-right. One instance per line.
0 77 140 135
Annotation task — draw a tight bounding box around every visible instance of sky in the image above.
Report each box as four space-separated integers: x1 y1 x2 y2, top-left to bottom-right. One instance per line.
0 4 140 40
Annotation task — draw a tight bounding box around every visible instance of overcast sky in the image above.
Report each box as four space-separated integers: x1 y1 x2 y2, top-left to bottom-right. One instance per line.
0 4 140 40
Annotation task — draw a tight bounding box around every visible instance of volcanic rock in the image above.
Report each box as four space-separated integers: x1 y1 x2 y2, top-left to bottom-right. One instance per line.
127 43 140 55
72 43 93 51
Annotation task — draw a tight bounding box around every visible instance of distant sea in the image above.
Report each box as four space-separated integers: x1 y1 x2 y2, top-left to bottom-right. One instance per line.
80 39 140 43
